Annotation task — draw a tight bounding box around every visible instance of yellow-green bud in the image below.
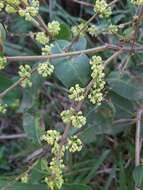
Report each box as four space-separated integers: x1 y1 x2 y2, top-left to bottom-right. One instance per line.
94 0 112 18
42 44 53 55
35 32 49 45
88 25 99 37
48 21 61 36
21 173 28 183
60 108 75 124
0 57 7 70
107 24 118 34
44 158 64 190
66 135 82 152
0 103 7 114
18 65 32 88
71 111 86 128
41 130 61 145
37 62 54 78
0 2 4 11
88 55 105 105
18 0 39 21
68 84 85 102
71 23 86 37
131 0 143 5
61 108 86 128
5 5 17 14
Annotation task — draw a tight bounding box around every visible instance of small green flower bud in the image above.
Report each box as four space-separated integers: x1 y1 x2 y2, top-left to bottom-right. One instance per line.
37 62 54 78
42 44 53 55
48 21 61 36
41 130 61 145
88 25 99 37
71 23 86 37
44 158 64 190
21 173 28 184
88 55 105 105
0 2 4 11
131 0 143 5
18 65 32 88
18 0 39 21
35 32 49 45
61 108 86 128
71 111 86 128
107 24 118 34
66 135 82 152
0 103 7 114
60 108 75 124
94 0 112 18
5 5 17 14
68 84 85 102
0 57 7 70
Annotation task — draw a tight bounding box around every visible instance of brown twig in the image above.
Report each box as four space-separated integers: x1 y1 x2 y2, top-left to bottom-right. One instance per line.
69 0 94 7
6 44 143 63
0 134 27 140
135 107 143 190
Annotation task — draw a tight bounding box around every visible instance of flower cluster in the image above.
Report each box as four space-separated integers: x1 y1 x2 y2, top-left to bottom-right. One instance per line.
0 57 7 70
107 24 118 34
48 21 61 36
41 130 61 146
0 2 4 11
131 0 143 5
68 84 85 102
3 0 39 20
5 0 20 14
88 25 99 37
37 62 54 78
35 32 49 45
21 173 28 183
18 0 39 21
61 108 86 128
44 158 64 190
66 135 82 153
94 0 112 18
18 65 32 88
42 44 53 55
88 56 105 105
41 130 65 189
0 103 7 114
71 23 86 37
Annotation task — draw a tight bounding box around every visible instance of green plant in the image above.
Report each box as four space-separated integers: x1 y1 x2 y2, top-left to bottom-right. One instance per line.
0 0 143 190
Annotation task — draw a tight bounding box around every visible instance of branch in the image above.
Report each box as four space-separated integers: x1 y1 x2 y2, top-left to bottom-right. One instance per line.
0 134 26 140
135 108 143 166
6 44 143 62
135 108 143 190
70 0 93 7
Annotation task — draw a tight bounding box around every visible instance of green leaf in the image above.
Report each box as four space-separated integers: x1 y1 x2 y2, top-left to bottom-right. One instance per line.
57 23 72 40
0 180 92 190
71 37 87 51
23 113 43 145
0 23 6 43
83 150 110 183
0 75 20 105
62 183 92 190
0 182 48 190
18 90 33 113
53 54 90 88
51 39 90 87
107 71 143 100
80 103 115 143
133 166 143 188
